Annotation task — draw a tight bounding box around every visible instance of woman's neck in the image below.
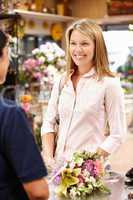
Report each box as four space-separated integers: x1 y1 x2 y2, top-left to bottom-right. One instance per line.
76 65 94 76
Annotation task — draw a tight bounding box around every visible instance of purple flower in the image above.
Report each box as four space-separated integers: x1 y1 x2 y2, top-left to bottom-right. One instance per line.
82 160 98 177
53 175 61 185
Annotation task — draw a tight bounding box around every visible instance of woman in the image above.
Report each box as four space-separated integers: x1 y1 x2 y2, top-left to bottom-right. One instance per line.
0 30 49 200
41 19 126 166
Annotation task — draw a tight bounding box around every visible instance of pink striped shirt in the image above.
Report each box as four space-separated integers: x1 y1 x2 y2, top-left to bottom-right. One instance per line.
41 68 127 161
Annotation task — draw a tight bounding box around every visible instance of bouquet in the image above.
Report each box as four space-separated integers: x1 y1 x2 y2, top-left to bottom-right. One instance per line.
52 151 110 200
19 42 66 86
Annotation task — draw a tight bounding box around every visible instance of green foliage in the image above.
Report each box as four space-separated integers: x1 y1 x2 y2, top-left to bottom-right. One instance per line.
56 168 79 196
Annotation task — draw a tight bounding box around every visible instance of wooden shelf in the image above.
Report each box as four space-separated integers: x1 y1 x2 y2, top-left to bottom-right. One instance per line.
0 12 20 20
96 14 133 25
13 9 75 22
13 9 133 25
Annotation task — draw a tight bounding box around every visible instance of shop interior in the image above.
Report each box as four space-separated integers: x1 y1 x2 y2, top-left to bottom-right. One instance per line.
0 0 133 199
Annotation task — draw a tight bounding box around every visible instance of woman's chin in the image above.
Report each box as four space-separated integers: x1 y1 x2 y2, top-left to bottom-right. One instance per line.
0 77 6 84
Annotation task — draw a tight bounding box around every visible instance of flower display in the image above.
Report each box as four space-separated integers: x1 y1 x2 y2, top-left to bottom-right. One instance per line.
19 42 66 86
53 151 110 199
20 94 33 113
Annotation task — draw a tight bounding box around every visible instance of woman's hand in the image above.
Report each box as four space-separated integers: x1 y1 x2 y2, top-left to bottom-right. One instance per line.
41 151 55 167
45 157 56 168
96 147 110 159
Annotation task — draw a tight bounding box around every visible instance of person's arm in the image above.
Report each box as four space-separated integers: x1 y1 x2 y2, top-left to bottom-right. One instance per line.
3 105 49 199
99 77 127 155
41 133 56 164
96 147 109 158
23 178 49 200
41 77 62 164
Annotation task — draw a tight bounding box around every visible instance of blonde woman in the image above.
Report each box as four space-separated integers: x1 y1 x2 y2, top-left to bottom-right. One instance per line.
41 19 126 167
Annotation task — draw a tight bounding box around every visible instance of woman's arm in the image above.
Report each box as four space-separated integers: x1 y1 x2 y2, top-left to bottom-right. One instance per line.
41 132 55 162
41 77 62 164
99 77 127 155
96 147 110 158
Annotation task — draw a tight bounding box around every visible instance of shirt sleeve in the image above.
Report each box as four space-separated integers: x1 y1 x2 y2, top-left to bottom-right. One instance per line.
41 77 62 135
99 77 127 154
3 106 47 183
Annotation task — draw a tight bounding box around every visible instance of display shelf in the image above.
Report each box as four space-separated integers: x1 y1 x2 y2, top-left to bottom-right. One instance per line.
0 12 20 20
13 9 133 25
13 9 75 22
96 14 133 25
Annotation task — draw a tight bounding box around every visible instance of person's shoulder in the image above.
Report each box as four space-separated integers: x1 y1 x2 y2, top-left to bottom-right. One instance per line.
54 72 67 82
0 97 23 115
103 75 121 88
53 72 67 87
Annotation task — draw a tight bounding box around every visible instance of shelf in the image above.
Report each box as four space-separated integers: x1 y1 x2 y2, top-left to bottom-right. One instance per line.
96 14 133 25
13 9 75 22
11 10 133 25
0 12 21 20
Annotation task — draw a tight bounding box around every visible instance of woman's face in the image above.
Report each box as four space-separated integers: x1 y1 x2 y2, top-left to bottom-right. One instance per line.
69 30 95 69
0 43 9 84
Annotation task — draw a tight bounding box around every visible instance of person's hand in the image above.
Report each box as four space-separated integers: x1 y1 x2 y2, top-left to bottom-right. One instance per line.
45 157 56 167
41 151 55 169
96 147 109 159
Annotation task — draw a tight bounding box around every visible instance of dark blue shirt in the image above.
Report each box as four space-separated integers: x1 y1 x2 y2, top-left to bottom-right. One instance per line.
0 98 47 200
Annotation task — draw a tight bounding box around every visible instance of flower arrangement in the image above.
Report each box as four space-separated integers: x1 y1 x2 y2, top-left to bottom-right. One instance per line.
20 94 33 113
19 42 66 86
52 151 110 200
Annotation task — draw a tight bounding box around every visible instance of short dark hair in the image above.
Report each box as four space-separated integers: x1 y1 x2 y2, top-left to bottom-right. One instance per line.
0 30 8 57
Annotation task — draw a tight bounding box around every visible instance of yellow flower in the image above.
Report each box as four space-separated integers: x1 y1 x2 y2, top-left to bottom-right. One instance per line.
20 95 32 103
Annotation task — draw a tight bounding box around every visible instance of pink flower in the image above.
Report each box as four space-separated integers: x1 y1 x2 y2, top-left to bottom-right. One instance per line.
36 58 44 65
24 58 37 70
33 72 42 80
82 160 98 177
22 102 30 112
94 160 103 175
77 175 85 184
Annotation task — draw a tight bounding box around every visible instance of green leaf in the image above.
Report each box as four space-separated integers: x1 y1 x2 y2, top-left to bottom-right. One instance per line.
56 169 79 196
73 168 81 176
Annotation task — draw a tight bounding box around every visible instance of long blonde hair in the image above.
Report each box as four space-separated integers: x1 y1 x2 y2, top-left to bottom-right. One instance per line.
65 18 115 79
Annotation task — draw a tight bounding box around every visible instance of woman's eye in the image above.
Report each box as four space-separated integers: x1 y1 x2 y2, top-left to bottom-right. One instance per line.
81 42 89 46
70 42 76 45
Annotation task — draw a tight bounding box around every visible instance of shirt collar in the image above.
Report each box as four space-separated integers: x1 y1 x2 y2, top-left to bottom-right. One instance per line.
69 67 96 78
82 68 96 78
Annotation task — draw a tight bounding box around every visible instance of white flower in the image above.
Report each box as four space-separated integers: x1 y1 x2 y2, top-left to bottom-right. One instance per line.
55 49 65 57
46 53 55 62
69 161 75 169
12 37 17 44
83 169 90 177
43 77 49 82
89 176 96 184
47 64 57 74
57 58 66 67
69 187 77 198
38 56 46 63
32 48 40 55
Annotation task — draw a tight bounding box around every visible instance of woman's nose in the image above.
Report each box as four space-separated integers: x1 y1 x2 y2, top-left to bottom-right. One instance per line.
74 44 83 52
